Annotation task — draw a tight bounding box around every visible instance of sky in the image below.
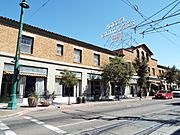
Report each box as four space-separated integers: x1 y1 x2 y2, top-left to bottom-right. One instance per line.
0 0 180 68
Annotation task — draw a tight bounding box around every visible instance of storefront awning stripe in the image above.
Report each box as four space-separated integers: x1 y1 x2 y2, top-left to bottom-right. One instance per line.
3 71 47 77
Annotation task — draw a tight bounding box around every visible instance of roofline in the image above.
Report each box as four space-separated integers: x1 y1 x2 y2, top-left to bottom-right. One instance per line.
0 16 115 56
131 44 153 55
157 64 168 69
114 43 153 55
151 58 157 61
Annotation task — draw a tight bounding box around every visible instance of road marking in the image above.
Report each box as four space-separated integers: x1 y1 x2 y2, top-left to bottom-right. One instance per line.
0 121 17 135
24 116 71 134
58 119 96 128
0 122 9 130
44 124 67 134
4 130 17 135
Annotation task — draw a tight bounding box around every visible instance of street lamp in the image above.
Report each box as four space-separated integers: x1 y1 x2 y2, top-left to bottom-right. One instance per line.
8 0 30 110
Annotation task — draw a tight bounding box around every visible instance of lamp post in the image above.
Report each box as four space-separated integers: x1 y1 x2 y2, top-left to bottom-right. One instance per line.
8 0 30 110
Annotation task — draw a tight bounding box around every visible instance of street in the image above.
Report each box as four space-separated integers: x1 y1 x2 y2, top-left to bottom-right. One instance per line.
1 98 180 135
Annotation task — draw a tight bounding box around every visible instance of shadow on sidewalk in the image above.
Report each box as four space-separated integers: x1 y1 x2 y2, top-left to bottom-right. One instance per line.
171 129 180 135
0 107 7 110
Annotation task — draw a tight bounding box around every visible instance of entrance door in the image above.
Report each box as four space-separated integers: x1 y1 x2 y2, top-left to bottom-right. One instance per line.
25 76 36 98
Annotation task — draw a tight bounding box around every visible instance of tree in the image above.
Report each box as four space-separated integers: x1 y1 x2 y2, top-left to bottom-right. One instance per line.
175 70 180 88
164 66 177 90
60 69 78 105
133 57 148 95
101 57 134 100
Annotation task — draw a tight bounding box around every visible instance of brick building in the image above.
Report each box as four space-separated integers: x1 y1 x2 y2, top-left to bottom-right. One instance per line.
0 16 172 104
115 44 162 96
0 16 116 104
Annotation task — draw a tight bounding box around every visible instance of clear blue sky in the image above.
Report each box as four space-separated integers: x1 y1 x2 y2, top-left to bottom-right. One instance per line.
1 0 180 68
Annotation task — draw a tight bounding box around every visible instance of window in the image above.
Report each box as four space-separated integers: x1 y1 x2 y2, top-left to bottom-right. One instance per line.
141 51 145 60
146 53 149 61
148 67 150 76
62 86 74 97
74 49 82 63
162 70 164 75
136 49 140 59
20 35 33 54
94 54 100 66
159 70 162 76
56 44 63 56
152 68 155 76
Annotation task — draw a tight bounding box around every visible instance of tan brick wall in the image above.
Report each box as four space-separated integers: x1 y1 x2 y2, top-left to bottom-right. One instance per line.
123 50 136 62
0 24 112 67
0 24 18 54
148 59 158 76
122 46 159 77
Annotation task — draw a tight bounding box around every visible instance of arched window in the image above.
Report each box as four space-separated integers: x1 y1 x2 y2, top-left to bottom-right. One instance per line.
146 53 149 61
141 51 145 60
136 49 140 59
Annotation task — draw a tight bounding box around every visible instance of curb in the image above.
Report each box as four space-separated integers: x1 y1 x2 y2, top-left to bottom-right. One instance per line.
0 106 50 119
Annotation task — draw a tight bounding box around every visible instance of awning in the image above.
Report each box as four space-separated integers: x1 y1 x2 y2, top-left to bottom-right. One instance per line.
3 71 47 77
55 75 82 80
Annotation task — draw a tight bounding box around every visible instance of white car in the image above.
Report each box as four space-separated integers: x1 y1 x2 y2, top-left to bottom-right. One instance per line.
172 90 180 97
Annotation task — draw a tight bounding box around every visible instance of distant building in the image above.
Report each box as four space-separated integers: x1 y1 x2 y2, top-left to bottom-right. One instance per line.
115 44 161 95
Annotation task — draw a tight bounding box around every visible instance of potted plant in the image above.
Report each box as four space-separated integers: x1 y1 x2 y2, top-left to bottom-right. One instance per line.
28 92 38 107
40 90 54 107
82 96 86 103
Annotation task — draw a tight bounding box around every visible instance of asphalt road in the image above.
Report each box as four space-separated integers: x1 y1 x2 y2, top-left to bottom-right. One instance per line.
1 98 180 135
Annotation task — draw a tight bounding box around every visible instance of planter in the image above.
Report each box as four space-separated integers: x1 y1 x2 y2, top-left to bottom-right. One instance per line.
77 97 82 104
41 100 50 107
82 97 86 103
28 97 38 107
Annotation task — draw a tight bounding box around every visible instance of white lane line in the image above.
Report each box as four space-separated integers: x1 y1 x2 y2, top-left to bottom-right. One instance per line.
0 122 9 130
58 119 96 128
44 124 67 134
0 121 17 135
4 130 17 135
24 116 70 134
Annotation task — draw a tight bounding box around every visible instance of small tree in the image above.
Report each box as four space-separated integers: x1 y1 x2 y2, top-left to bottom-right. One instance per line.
133 57 148 96
60 69 78 105
101 57 134 100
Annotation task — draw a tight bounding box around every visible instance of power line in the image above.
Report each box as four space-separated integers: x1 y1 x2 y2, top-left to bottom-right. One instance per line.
26 0 52 21
159 32 180 49
141 20 180 34
121 0 180 49
135 0 179 29
166 30 180 39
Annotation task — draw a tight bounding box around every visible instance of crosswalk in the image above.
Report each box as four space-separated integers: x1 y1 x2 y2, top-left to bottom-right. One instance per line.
24 116 70 134
0 121 17 135
0 116 71 135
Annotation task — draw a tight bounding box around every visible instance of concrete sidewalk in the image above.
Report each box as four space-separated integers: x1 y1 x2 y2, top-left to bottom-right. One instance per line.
0 96 152 119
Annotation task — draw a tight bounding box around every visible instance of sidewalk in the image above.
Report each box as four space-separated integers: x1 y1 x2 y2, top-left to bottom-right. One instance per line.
0 96 152 119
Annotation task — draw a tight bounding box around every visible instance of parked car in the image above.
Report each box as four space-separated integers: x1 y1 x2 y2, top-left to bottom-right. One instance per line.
172 90 180 97
153 90 173 99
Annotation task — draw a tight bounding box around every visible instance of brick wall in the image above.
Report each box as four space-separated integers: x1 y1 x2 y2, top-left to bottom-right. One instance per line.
0 23 113 67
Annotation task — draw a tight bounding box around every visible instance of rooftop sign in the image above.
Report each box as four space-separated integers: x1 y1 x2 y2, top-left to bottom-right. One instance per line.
101 17 135 40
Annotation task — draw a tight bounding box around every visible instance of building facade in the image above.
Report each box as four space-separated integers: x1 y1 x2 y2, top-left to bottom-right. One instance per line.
0 16 115 104
1 16 175 104
115 44 161 96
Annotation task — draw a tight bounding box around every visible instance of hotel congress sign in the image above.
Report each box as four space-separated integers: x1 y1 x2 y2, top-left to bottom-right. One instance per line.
101 17 135 40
